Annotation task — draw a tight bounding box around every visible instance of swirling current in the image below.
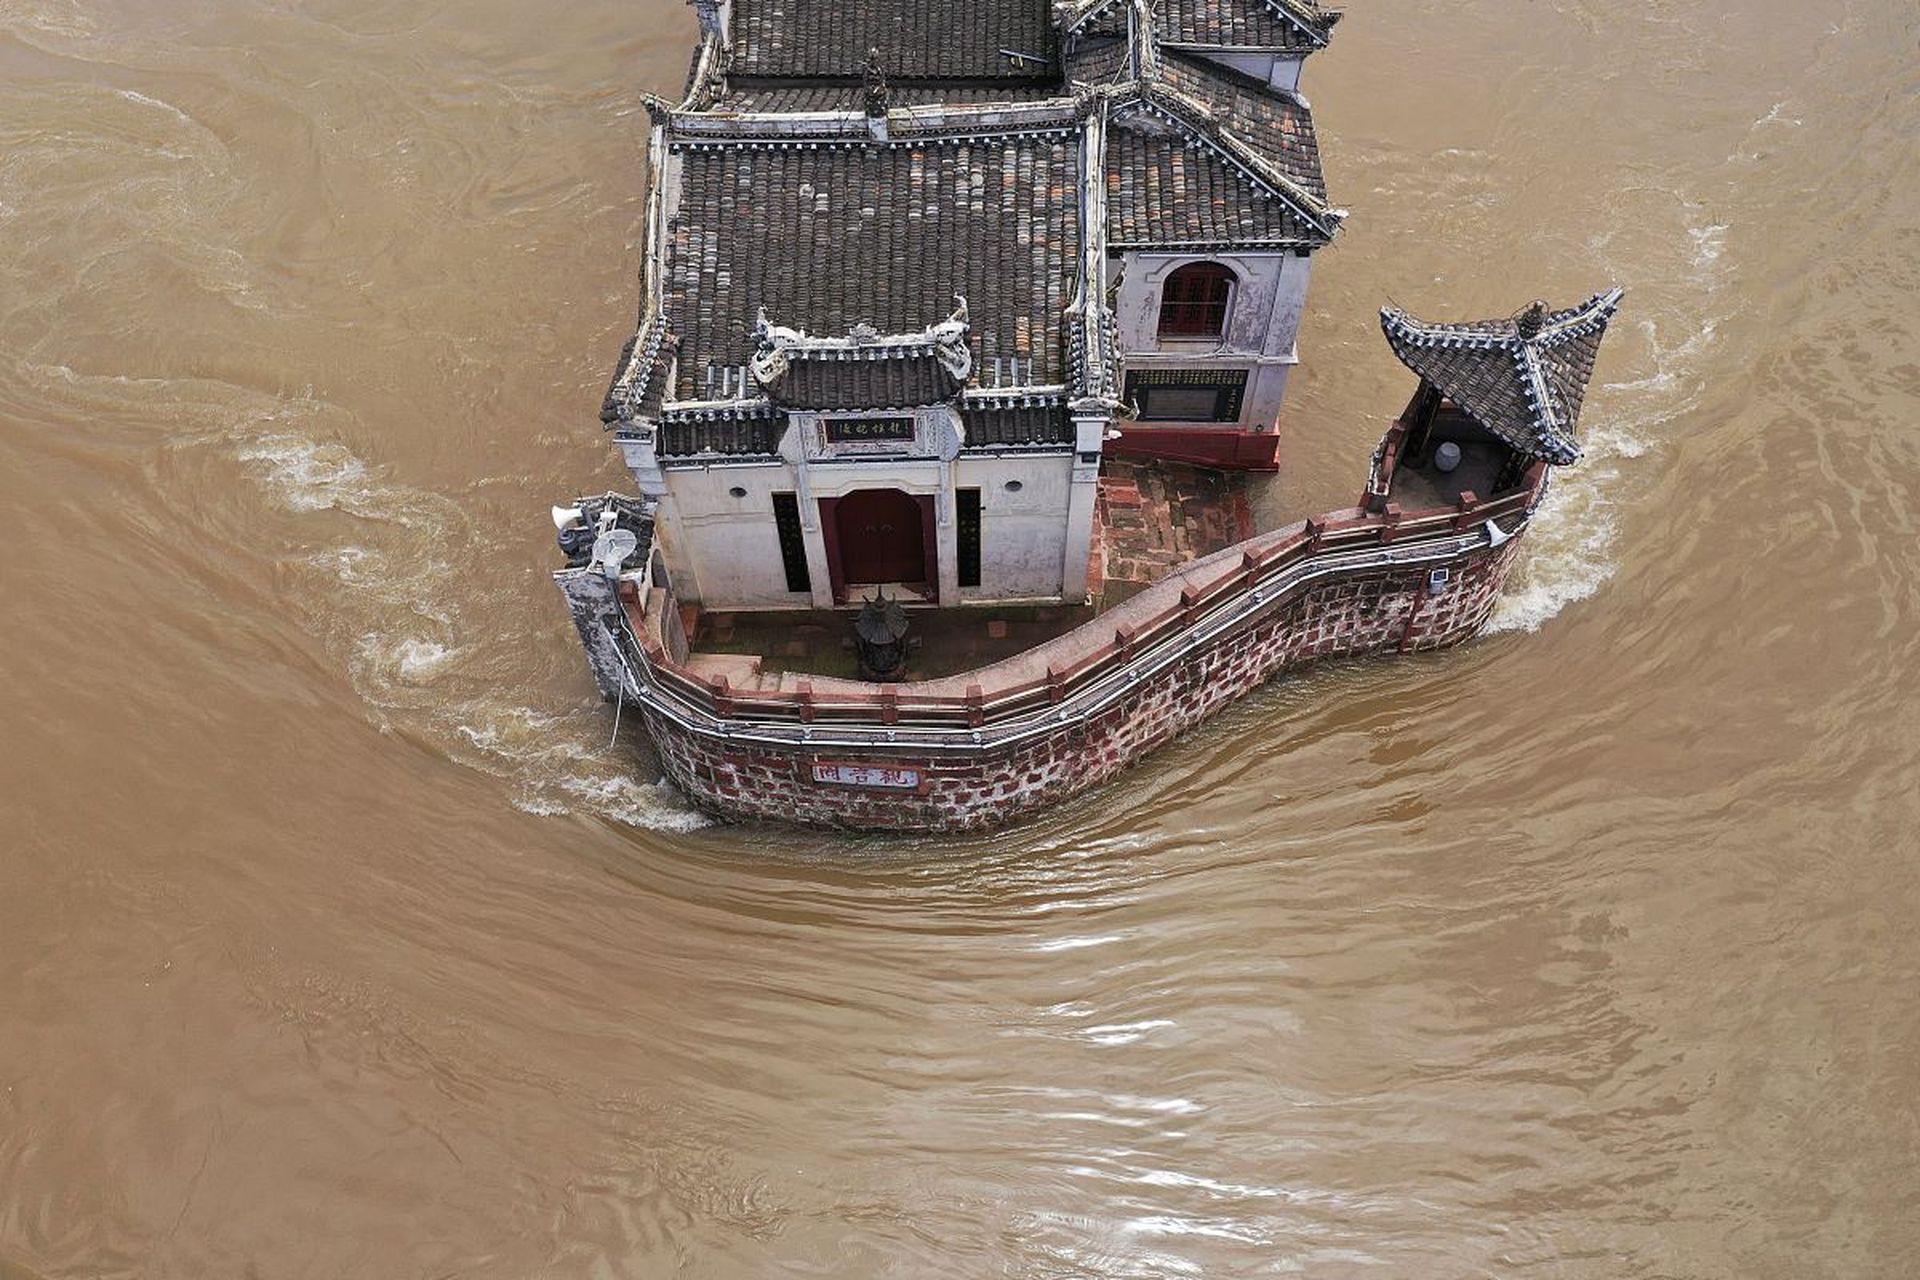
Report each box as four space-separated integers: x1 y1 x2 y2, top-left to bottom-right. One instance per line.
2 1 1917 1275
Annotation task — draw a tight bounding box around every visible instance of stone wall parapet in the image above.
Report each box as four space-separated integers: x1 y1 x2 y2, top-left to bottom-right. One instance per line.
557 458 1544 830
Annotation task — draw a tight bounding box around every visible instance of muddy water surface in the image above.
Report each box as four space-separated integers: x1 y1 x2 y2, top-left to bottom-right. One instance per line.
2 1 1917 1275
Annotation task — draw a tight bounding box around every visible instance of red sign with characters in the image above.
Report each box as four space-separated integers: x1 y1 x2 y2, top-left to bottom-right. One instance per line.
812 761 923 790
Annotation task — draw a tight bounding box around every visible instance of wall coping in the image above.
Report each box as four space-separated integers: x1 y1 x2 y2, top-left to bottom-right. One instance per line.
581 452 1547 753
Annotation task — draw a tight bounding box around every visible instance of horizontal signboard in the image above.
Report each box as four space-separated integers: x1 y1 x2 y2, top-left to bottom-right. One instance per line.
812 761 922 790
823 416 915 444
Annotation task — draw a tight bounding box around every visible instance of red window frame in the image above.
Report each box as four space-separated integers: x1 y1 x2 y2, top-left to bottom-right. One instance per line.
1157 262 1235 338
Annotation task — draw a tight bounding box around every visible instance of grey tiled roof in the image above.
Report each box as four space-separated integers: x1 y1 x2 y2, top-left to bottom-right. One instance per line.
655 412 787 458
1151 0 1337 49
1069 0 1338 49
603 0 1347 431
730 0 1059 81
1106 125 1321 247
1381 289 1626 465
1156 52 1325 200
663 134 1084 400
1063 35 1134 85
717 81 1066 112
761 348 967 410
601 319 675 423
963 403 1075 447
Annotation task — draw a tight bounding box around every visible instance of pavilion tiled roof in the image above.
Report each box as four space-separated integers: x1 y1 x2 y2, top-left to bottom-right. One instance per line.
1380 289 1627 465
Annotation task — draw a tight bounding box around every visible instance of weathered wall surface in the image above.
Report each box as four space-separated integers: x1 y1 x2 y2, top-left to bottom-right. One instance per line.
953 452 1076 600
627 534 1521 831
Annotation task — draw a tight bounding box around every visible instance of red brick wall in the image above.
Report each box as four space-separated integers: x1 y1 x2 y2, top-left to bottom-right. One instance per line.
635 536 1522 831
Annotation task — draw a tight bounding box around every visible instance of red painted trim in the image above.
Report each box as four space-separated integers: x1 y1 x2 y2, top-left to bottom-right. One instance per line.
1107 425 1283 472
817 495 846 605
916 493 940 604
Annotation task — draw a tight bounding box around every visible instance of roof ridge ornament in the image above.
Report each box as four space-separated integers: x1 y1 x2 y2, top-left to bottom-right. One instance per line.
748 305 975 407
863 48 890 141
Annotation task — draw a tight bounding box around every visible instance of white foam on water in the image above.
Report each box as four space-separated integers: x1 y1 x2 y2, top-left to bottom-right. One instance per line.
1485 474 1620 634
394 638 456 680
543 770 712 832
1493 192 1735 634
237 433 373 513
1689 222 1728 268
115 88 195 125
230 417 712 832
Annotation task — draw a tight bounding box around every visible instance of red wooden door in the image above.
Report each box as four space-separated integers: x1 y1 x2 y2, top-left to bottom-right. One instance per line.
831 489 928 586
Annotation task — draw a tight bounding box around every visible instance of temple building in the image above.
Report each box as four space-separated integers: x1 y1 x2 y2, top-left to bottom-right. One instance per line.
597 0 1346 611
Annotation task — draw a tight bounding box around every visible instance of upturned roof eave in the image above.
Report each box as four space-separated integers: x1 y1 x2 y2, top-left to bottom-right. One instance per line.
1379 288 1626 464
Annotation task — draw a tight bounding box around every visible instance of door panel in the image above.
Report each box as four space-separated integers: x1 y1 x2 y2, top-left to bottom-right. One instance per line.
832 488 927 586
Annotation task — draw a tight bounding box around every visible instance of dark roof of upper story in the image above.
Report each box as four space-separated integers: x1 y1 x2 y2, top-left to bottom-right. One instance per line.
729 0 1060 81
756 345 967 410
1156 51 1325 201
1070 0 1341 50
601 0 1344 428
1381 289 1627 465
1106 126 1322 248
661 128 1085 403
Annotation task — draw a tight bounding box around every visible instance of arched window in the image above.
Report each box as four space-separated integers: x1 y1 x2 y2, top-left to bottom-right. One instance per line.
1157 262 1235 338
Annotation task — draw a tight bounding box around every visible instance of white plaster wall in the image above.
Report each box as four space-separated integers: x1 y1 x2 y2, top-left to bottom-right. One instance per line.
1111 252 1314 430
661 461 805 608
955 454 1076 601
659 449 1081 608
1113 251 1310 358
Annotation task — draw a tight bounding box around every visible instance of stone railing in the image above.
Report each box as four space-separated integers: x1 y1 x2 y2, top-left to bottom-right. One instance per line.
612 485 1536 743
555 446 1546 830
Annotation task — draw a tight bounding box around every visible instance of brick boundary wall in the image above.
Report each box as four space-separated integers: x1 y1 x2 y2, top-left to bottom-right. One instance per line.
557 425 1547 833
628 536 1521 831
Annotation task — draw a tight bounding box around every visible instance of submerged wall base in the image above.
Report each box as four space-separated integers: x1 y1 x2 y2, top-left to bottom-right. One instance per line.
618 535 1522 832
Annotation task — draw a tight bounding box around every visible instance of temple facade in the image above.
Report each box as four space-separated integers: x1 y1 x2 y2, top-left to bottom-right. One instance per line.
597 0 1345 612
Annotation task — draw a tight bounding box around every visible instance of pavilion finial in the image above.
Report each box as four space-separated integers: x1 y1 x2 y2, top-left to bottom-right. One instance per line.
863 49 889 115
1515 299 1548 340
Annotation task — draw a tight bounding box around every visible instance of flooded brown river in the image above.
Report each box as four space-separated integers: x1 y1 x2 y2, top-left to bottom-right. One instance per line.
3 0 1918 1275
